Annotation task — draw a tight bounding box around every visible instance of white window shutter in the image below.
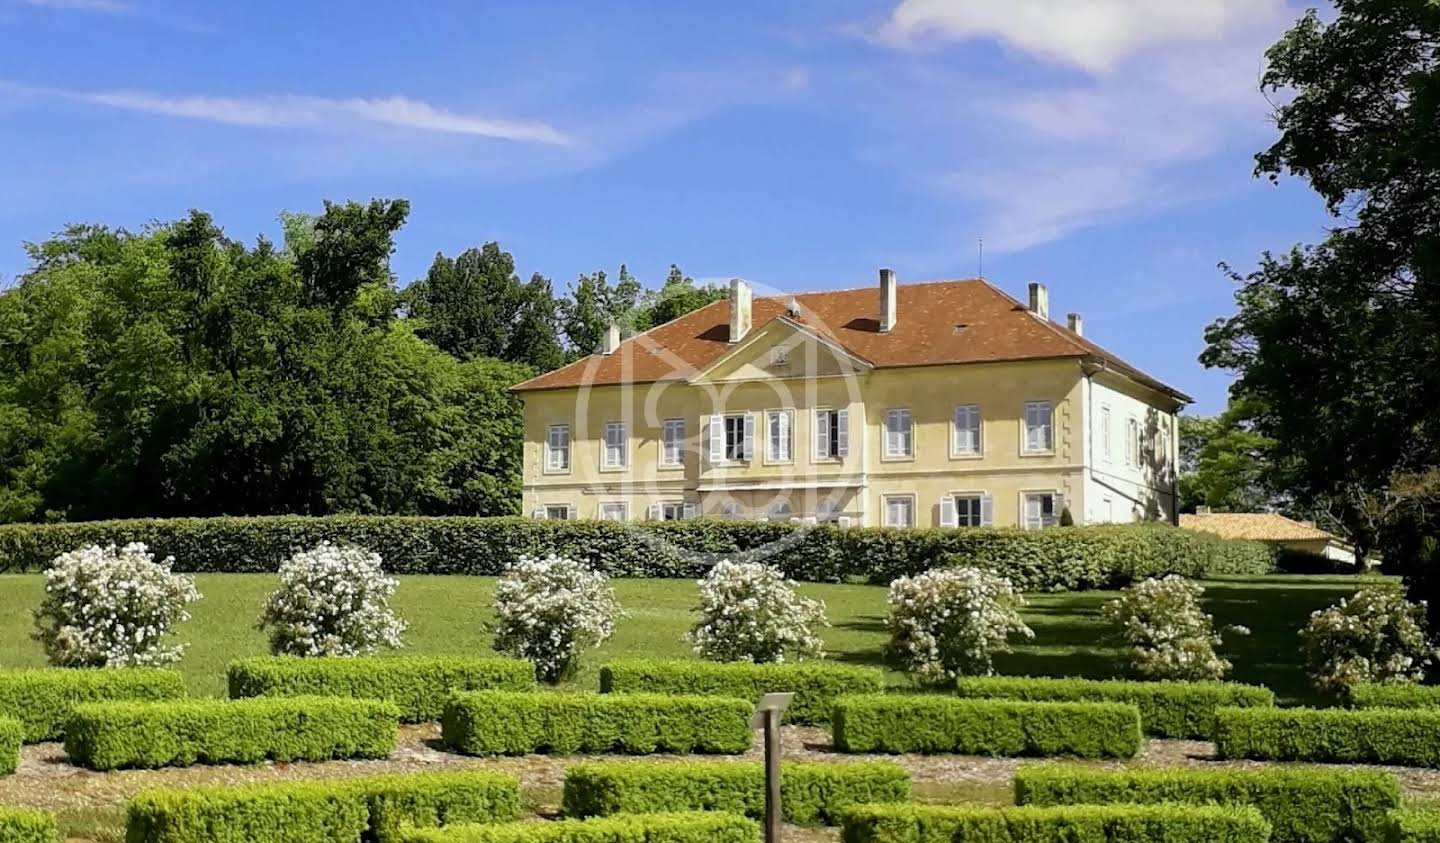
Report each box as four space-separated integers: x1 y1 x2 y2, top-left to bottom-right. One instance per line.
836 409 849 457
742 413 756 461
980 495 995 527
708 414 723 463
532 507 547 520
940 495 958 528
647 503 662 520
814 411 826 459
1052 492 1067 526
682 503 697 519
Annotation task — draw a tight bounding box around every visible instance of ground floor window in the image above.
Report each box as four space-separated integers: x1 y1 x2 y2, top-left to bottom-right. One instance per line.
661 502 687 521
883 495 915 528
599 502 627 522
1023 492 1060 530
543 504 573 520
955 494 984 527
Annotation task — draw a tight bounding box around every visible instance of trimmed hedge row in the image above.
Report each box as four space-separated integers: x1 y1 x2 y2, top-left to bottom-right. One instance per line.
1214 706 1440 767
0 808 58 843
839 803 1271 843
127 770 521 843
0 668 186 742
64 696 398 771
441 691 752 756
0 717 19 776
599 660 882 725
1013 763 1400 843
1390 810 1440 843
1350 684 1440 709
953 675 1274 739
399 812 759 843
0 515 1273 589
228 656 535 722
831 695 1142 758
561 760 910 826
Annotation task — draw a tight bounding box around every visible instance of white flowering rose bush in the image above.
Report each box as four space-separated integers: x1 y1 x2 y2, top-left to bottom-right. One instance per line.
258 542 406 657
687 560 828 663
491 554 623 683
1301 585 1436 697
886 567 1034 682
1103 575 1241 681
33 543 201 667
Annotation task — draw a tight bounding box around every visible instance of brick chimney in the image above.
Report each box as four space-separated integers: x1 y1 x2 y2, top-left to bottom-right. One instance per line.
879 268 898 333
1027 282 1049 320
729 278 752 343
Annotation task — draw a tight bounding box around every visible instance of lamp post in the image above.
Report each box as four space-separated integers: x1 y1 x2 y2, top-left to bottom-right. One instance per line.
753 692 794 843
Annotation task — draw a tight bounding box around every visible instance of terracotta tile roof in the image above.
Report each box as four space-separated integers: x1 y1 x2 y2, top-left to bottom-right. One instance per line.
1179 512 1345 544
512 278 1190 400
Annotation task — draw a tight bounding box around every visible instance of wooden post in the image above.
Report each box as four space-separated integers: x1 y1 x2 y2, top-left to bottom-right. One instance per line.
764 706 782 843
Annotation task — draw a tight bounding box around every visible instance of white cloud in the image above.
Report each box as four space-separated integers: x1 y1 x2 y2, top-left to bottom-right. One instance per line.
21 0 131 12
879 0 1285 73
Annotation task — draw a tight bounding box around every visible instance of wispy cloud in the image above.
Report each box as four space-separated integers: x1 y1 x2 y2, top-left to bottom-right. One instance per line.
21 0 132 13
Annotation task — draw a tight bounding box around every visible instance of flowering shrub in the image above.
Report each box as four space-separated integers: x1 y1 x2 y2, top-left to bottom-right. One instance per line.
886 567 1033 682
258 542 406 657
32 543 200 667
491 554 623 683
1102 575 1240 681
1301 585 1435 697
687 561 828 663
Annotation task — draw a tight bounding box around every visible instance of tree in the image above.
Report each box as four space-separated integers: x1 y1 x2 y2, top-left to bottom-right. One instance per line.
407 242 529 362
505 273 565 372
1177 400 1277 513
632 265 727 332
558 265 644 358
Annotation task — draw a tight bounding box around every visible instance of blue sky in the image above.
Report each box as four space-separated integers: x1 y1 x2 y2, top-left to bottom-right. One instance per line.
0 0 1333 412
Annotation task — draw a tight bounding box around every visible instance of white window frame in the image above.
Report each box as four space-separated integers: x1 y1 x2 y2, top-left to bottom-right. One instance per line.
951 404 982 457
1126 417 1140 467
712 413 754 463
660 418 685 468
598 502 628 522
720 500 745 519
1100 406 1112 463
545 424 571 473
660 501 693 521
1021 491 1064 530
766 499 793 520
814 408 849 460
883 494 916 528
953 494 985 527
765 409 793 464
884 408 913 459
543 504 574 521
1022 401 1054 455
602 421 628 469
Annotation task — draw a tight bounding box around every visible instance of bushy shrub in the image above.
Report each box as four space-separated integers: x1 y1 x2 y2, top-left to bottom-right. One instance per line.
886 567 1033 682
1350 683 1440 709
1102 575 1240 681
561 760 910 826
398 812 758 843
1214 706 1440 767
830 695 1141 758
491 554 622 683
1014 763 1400 843
1390 810 1440 843
839 803 1270 843
953 675 1274 739
258 542 406 657
227 656 534 722
441 691 751 756
0 807 58 843
63 695 398 770
1300 585 1435 698
0 717 19 776
32 543 200 668
598 659 883 725
0 668 185 742
687 561 827 663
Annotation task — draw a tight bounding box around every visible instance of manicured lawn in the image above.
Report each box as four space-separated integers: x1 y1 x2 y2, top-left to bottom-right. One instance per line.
0 572 1380 703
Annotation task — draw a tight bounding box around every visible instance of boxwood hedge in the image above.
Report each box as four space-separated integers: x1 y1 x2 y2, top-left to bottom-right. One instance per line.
1349 684 1440 709
1013 763 1400 843
0 515 1272 589
227 656 535 722
953 675 1274 739
0 717 18 777
561 760 910 826
64 695 399 771
0 807 58 843
0 668 185 742
399 812 759 843
598 660 883 725
127 770 522 843
1214 706 1440 767
839 803 1270 843
1390 810 1440 843
441 691 752 756
831 695 1142 757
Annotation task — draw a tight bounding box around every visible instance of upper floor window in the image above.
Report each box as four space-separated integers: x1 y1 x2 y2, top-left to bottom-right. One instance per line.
952 405 981 456
1023 401 1053 454
1100 406 1112 462
766 410 793 463
885 408 913 458
883 494 915 528
1126 417 1141 466
1023 492 1063 530
815 408 849 459
661 419 685 467
603 422 628 469
710 413 754 462
546 424 570 472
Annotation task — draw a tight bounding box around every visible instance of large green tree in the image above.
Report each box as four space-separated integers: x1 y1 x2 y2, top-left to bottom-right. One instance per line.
631 265 728 332
1177 400 1277 514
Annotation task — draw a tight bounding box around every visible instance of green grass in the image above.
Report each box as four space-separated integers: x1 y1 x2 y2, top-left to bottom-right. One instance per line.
0 573 1379 703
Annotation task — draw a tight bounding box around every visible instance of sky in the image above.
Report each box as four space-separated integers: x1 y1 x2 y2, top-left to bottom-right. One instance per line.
0 0 1335 413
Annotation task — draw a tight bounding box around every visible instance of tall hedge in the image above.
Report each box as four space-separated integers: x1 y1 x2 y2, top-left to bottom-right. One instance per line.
1013 763 1400 843
227 656 535 722
0 668 186 742
0 717 20 777
0 807 58 843
1349 684 1440 709
839 803 1270 843
0 515 1272 589
1214 706 1440 767
399 812 759 843
599 660 883 725
1390 810 1440 843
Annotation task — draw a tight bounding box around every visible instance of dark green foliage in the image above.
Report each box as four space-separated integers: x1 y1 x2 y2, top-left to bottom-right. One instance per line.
125 770 522 843
1014 763 1400 843
63 695 398 770
0 668 186 742
0 717 19 776
598 660 883 725
440 691 752 756
830 695 1142 758
227 656 534 722
1350 684 1440 709
952 675 1274 739
839 803 1271 843
1389 810 1440 843
399 812 759 843
561 760 910 826
1214 706 1440 766
0 517 1272 587
0 807 58 843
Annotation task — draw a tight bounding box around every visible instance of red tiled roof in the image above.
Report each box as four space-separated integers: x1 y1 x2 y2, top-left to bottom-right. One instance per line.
512 278 1190 400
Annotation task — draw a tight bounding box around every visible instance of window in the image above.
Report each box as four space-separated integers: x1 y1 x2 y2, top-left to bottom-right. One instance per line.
952 405 981 456
1023 401 1053 453
885 408 913 458
546 425 570 472
766 410 793 462
661 502 690 521
720 500 744 519
954 494 984 527
1126 417 1140 466
1100 406 1112 462
814 409 849 459
599 502 627 522
661 419 685 467
544 504 573 521
711 413 754 462
941 494 990 527
816 497 840 523
603 422 628 468
767 500 792 520
1023 492 1063 530
884 495 915 528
